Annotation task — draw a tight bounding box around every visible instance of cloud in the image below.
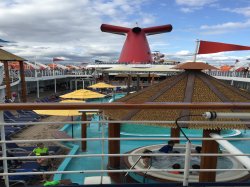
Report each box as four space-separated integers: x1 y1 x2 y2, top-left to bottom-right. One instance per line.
200 20 250 35
222 7 250 17
0 0 156 63
176 0 218 12
180 7 194 13
196 53 249 66
165 50 249 66
141 14 156 25
175 50 192 56
176 0 217 7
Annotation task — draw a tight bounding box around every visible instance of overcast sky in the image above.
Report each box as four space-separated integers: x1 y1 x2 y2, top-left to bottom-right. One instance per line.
0 0 250 65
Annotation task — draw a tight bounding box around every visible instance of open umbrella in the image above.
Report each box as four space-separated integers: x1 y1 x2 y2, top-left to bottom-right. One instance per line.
60 89 106 100
34 100 85 137
88 82 116 89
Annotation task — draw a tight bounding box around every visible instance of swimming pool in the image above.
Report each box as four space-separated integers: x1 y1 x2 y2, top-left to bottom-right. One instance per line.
55 93 250 184
125 144 249 183
121 124 241 137
57 120 250 184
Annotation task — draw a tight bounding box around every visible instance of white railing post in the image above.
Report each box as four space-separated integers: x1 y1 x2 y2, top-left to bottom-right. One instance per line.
0 111 9 187
231 71 235 86
101 112 105 184
183 141 191 186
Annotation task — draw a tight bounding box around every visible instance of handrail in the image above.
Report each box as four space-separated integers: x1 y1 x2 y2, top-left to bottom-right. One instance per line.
1 128 250 184
1 104 250 187
143 158 152 183
1 102 250 110
125 156 142 177
123 156 142 183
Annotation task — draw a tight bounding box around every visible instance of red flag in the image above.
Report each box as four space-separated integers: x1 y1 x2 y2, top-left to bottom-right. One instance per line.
53 57 64 62
198 40 250 54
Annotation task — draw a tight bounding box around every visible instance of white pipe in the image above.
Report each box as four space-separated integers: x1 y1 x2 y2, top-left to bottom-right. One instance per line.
183 141 191 186
0 111 9 187
0 168 248 177
2 137 250 143
101 112 105 184
2 119 250 126
2 153 250 161
210 133 250 170
203 112 250 119
193 39 200 62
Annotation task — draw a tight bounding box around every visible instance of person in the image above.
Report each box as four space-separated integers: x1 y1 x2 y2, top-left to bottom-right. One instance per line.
4 96 12 103
158 140 175 153
36 152 53 182
191 146 202 163
169 163 181 174
43 179 77 186
243 67 249 76
195 146 202 153
31 143 49 156
191 164 200 175
141 149 153 168
11 92 17 103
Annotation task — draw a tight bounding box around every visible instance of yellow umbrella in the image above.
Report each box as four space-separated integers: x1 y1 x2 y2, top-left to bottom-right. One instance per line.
88 82 116 89
60 89 106 99
34 100 85 116
34 100 85 137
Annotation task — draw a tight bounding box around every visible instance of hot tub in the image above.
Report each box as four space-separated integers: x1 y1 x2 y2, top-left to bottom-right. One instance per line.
124 144 249 183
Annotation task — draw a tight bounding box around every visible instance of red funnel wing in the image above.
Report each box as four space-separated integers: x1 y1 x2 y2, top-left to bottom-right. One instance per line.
100 24 130 35
143 24 173 35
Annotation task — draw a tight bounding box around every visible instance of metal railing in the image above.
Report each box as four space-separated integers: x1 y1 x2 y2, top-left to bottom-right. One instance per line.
123 156 142 183
206 70 250 78
0 103 250 187
24 69 93 78
1 70 20 87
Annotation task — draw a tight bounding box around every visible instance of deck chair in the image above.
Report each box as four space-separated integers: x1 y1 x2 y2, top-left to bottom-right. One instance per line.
16 110 41 120
9 162 39 187
4 111 37 123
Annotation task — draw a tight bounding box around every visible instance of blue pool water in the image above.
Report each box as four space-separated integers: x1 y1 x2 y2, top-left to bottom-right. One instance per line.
56 93 250 184
121 124 240 137
59 119 250 184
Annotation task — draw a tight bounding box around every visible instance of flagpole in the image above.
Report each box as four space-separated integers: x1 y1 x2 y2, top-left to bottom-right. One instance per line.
193 39 200 62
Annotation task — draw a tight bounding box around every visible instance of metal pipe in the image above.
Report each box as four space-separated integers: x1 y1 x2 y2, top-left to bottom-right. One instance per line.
1 119 250 126
101 112 105 184
203 111 250 120
1 102 250 110
124 156 142 177
210 133 250 170
0 111 9 187
0 168 249 177
183 141 191 186
2 152 250 161
2 136 250 144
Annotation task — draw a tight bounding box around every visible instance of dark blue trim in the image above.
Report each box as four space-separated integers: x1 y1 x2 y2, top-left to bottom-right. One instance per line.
28 182 250 187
